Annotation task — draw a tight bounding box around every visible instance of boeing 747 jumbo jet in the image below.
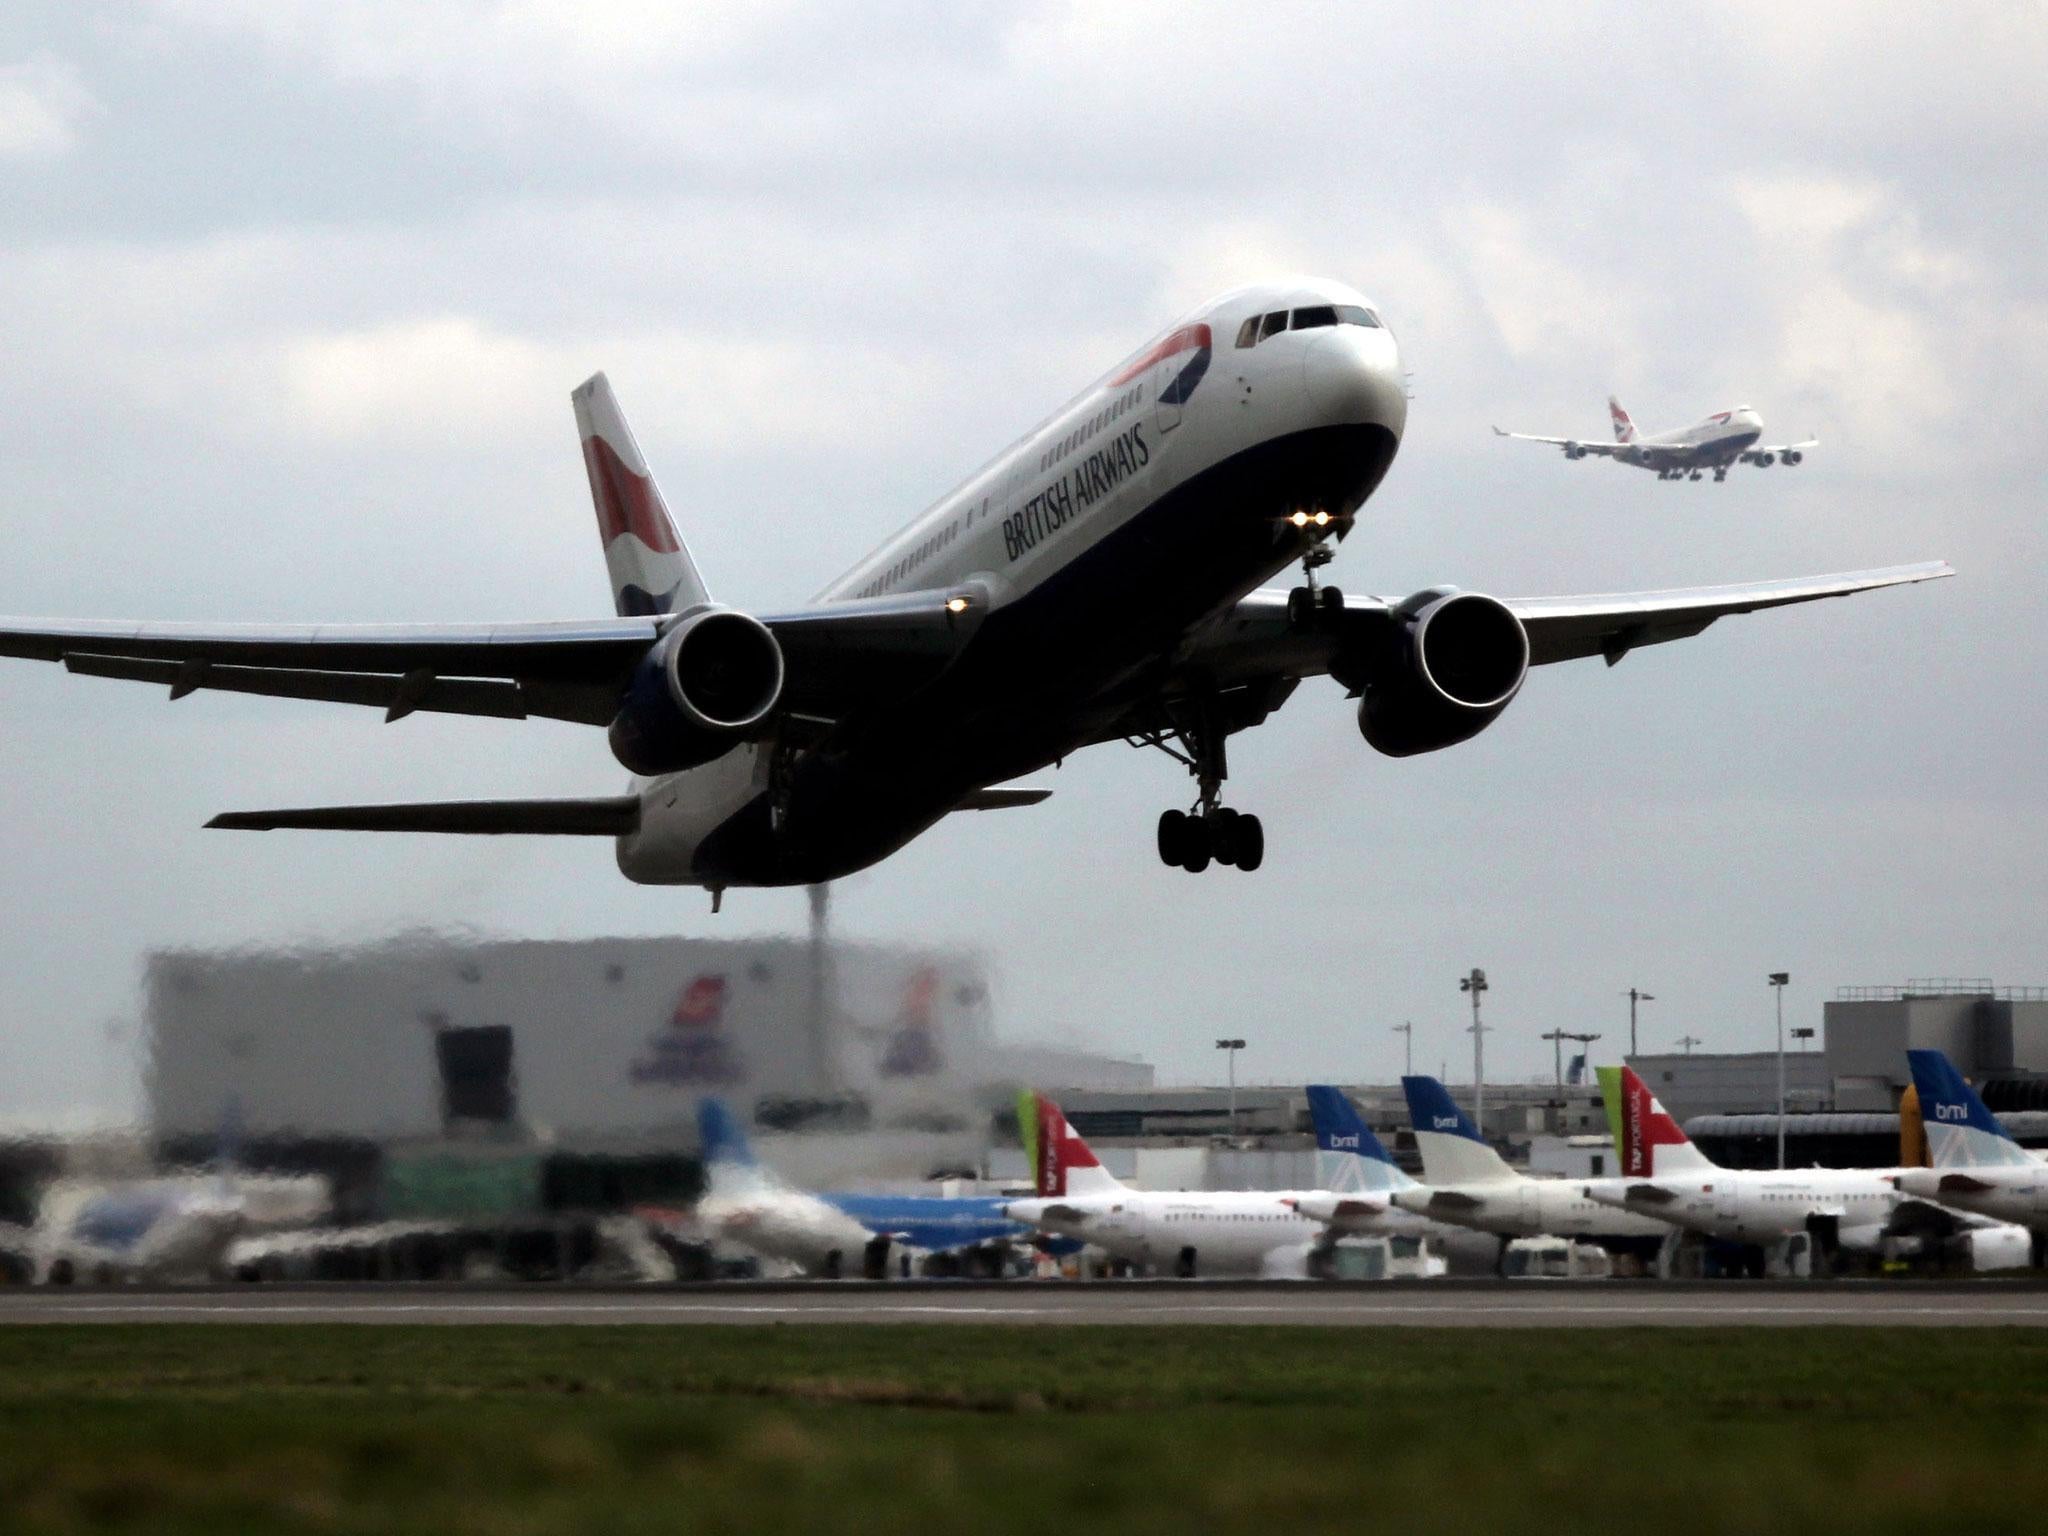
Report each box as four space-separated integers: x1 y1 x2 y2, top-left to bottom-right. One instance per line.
1494 396 1815 481
0 279 1938 893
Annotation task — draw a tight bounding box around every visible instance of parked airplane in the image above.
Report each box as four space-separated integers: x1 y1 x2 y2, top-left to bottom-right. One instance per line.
1896 1051 2048 1259
1386 1076 1672 1254
1494 396 1815 481
0 280 1936 892
691 1098 1023 1278
1584 1064 2006 1271
1286 1084 1504 1268
1003 1092 1335 1278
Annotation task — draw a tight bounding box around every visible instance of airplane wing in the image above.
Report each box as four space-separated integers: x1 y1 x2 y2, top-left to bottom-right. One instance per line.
0 586 988 728
207 797 641 835
1180 562 1952 696
1491 427 1620 456
1420 1190 1485 1212
953 786 1053 812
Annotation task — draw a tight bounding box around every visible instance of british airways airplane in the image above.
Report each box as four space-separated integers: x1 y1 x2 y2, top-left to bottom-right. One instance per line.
1494 395 1816 481
0 279 1940 894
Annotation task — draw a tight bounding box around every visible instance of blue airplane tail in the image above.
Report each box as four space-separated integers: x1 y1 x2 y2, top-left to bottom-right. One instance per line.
696 1097 757 1168
1306 1084 1411 1194
1401 1075 1485 1142
1907 1049 2032 1168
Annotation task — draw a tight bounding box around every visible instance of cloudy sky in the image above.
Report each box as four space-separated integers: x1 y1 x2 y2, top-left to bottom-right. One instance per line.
3 3 2044 1121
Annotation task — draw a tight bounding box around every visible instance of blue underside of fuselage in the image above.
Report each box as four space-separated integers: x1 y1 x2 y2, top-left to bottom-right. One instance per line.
823 1193 1022 1254
1637 429 1762 468
691 419 1400 885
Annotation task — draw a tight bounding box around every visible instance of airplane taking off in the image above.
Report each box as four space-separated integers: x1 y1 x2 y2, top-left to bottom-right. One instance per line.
0 279 1940 892
691 1099 1024 1279
1494 396 1815 481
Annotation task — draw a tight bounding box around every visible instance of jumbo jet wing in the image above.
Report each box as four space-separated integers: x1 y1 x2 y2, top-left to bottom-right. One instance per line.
1178 562 1952 698
0 585 989 728
1491 426 1621 455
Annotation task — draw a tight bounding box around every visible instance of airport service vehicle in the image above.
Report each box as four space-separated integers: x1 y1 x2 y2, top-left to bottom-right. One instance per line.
1897 1050 2048 1257
691 1099 1023 1279
1004 1092 1335 1279
1494 395 1815 482
1286 1084 1502 1269
0 279 1943 893
1585 1065 2013 1269
1386 1076 1672 1252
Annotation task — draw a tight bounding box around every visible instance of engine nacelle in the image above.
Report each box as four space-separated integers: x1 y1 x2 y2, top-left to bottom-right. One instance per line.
1782 449 1803 466
1563 442 1586 460
1356 590 1530 758
1755 451 1777 467
608 607 785 775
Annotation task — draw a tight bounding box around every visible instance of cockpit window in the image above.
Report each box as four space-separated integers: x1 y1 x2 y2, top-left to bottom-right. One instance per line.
1334 304 1381 328
1291 305 1339 330
1258 309 1288 341
1234 316 1260 349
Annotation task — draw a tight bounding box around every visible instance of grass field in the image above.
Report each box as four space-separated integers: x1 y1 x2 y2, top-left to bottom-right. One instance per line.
4 1324 2047 1534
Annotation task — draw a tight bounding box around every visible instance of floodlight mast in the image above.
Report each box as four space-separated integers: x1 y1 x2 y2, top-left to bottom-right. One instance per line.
1215 1038 1246 1139
1460 969 1489 1135
1769 973 1791 1168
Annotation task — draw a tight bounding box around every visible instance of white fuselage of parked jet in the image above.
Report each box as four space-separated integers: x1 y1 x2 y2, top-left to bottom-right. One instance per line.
1586 1166 1911 1251
1896 1165 2048 1231
1005 1187 1332 1278
1389 1175 1675 1242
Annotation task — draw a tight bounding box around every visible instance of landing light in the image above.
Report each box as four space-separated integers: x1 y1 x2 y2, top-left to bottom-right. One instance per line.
945 597 969 613
1313 510 1331 526
1289 510 1310 527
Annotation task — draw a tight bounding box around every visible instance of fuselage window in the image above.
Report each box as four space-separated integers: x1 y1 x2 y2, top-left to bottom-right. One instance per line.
1235 316 1260 349
1334 304 1381 328
1259 310 1287 341
1291 304 1339 330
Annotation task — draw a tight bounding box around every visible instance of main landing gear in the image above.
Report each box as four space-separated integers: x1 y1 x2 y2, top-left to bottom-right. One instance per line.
1131 693 1266 875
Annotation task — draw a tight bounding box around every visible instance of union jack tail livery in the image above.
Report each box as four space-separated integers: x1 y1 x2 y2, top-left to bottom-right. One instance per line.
1607 394 1637 443
572 372 710 618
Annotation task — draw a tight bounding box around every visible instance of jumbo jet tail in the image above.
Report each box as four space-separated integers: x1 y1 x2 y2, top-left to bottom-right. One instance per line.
1906 1050 2034 1170
1021 1091 1125 1197
573 373 712 618
1607 394 1637 443
1615 1066 1715 1176
1306 1085 1416 1194
1400 1076 1517 1185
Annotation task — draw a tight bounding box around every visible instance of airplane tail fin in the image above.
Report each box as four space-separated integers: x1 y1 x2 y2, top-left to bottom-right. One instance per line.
1608 394 1637 444
1306 1085 1414 1193
1899 1083 1930 1169
1399 1076 1515 1184
1030 1092 1124 1197
1906 1050 2033 1169
572 373 712 618
1595 1066 1625 1160
1616 1067 1715 1175
697 1097 774 1194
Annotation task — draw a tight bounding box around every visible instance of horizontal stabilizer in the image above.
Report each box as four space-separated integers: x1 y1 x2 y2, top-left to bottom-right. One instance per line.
207 797 640 836
953 786 1052 812
1939 1173 1998 1195
1425 1190 1484 1212
1329 1197 1388 1220
1623 1182 1679 1204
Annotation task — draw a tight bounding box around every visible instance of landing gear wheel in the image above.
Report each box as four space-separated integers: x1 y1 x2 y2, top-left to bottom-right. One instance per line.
1319 585 1343 614
1209 809 1241 867
1286 587 1313 626
1157 809 1188 867
1688 470 1703 481
1179 820 1212 874
1233 814 1265 872
1712 467 1728 482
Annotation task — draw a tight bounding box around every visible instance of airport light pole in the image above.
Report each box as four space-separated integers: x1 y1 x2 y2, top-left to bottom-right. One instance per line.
1461 969 1489 1136
1676 1034 1703 1055
1392 1021 1413 1078
1769 972 1790 1169
1626 987 1655 1058
1791 1027 1816 1052
1216 1038 1245 1140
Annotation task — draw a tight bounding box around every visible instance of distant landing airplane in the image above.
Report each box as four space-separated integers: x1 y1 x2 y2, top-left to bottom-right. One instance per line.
1 280 1929 896
1495 396 1815 481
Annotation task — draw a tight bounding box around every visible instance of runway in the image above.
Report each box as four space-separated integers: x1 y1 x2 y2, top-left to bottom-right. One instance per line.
6 1279 2048 1326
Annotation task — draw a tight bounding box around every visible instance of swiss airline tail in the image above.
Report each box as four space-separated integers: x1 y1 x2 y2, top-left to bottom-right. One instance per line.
1608 395 1637 444
1028 1092 1125 1197
1616 1067 1713 1176
572 373 711 618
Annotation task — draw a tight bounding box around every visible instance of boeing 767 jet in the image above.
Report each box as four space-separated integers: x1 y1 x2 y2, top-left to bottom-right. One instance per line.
0 278 1943 895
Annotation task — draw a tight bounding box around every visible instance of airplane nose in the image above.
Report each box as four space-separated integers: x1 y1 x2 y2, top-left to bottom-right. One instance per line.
1301 326 1407 437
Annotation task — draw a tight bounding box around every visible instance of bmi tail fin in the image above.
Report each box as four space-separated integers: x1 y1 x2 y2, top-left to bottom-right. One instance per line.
1906 1050 2033 1169
1399 1075 1515 1185
1306 1085 1414 1193
696 1097 775 1197
1608 394 1637 443
1615 1067 1714 1175
1031 1093 1124 1197
572 373 711 618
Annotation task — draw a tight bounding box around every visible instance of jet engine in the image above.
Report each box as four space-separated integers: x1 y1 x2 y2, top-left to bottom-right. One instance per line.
1563 442 1586 460
1782 449 1803 466
608 607 786 775
1355 589 1529 758
1755 452 1777 467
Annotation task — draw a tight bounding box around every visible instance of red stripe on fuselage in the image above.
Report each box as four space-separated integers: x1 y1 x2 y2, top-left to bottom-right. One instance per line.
1109 323 1212 387
582 435 682 553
